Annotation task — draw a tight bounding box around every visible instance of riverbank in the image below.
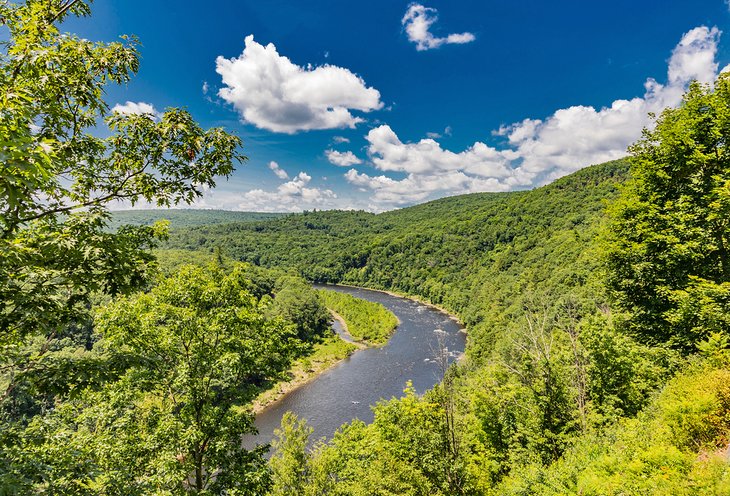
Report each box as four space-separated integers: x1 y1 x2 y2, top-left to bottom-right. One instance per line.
330 310 367 348
246 284 467 446
251 332 358 414
252 300 390 413
251 285 463 415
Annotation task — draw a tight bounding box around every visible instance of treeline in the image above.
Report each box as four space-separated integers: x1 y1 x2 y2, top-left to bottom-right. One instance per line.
317 289 398 345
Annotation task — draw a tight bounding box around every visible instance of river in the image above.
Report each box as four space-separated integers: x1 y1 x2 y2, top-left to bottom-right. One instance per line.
244 284 466 448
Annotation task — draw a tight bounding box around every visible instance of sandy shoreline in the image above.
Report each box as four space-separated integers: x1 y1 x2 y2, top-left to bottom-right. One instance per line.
252 311 365 414
251 341 357 414
329 309 367 348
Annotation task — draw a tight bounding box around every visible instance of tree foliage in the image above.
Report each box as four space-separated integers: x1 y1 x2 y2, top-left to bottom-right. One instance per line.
607 75 730 350
0 0 244 348
269 277 331 341
5 264 307 494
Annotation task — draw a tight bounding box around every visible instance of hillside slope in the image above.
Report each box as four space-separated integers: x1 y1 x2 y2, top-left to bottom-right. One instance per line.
167 159 628 357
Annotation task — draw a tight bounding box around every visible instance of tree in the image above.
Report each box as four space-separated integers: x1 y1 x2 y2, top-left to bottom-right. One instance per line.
12 264 299 494
0 0 244 351
607 74 730 351
270 412 313 496
269 276 331 342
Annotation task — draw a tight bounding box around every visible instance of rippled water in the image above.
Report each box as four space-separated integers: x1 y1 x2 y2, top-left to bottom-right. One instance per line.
244 285 466 448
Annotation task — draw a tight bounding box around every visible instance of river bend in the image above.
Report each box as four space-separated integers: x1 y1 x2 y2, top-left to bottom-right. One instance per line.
245 285 466 447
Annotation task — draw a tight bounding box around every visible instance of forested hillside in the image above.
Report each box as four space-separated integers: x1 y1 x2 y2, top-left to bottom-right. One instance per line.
167 159 627 360
170 134 730 493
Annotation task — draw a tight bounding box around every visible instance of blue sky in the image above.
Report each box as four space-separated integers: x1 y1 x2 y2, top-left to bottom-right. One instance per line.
68 1 730 212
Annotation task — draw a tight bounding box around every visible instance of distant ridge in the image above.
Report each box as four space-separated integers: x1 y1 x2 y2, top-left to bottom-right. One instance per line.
109 209 287 230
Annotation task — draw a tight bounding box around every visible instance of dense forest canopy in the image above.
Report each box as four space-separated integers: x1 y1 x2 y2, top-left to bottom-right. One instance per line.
3 1 730 495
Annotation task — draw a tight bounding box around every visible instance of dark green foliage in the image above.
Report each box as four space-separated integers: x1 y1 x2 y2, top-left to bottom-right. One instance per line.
269 276 332 341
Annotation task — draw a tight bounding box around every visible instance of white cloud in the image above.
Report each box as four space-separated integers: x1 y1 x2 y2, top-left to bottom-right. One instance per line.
326 149 363 166
345 168 509 207
216 35 383 133
364 125 515 177
333 136 350 144
342 125 515 206
238 172 338 212
667 26 719 86
402 3 475 51
347 26 727 208
111 101 160 118
202 81 209 95
500 26 722 182
268 160 289 179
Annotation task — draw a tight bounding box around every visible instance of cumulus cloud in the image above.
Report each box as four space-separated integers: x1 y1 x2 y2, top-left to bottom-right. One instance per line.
326 149 363 166
499 26 722 182
238 172 338 212
345 26 726 208
345 168 509 206
365 125 516 177
343 125 515 206
216 35 383 133
268 161 289 179
402 3 475 51
111 101 160 118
